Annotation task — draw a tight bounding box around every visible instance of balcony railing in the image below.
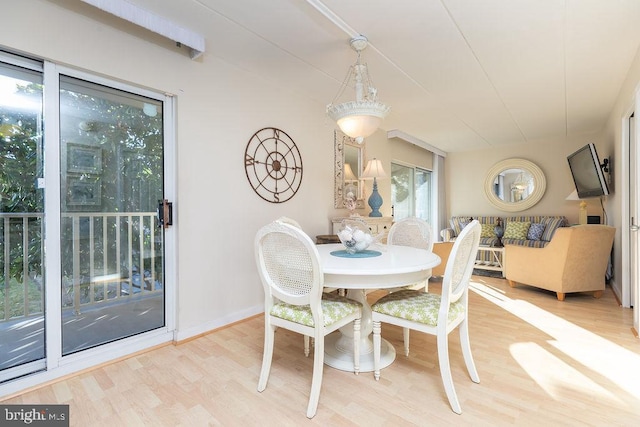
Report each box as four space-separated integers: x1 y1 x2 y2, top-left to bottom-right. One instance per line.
1 212 162 321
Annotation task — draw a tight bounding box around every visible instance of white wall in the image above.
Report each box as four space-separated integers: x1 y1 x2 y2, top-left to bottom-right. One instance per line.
2 1 332 338
2 1 435 342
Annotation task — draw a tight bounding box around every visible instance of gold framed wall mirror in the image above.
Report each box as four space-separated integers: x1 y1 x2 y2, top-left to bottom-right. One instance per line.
334 130 365 209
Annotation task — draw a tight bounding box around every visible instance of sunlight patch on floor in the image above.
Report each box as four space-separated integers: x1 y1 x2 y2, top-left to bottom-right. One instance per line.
509 341 622 402
470 280 640 402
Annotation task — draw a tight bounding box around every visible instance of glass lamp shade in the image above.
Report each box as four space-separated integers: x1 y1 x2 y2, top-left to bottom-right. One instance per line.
328 101 389 143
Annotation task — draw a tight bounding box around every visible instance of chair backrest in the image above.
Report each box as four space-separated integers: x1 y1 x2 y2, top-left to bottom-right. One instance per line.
277 216 302 229
255 221 323 310
387 217 434 251
441 220 481 308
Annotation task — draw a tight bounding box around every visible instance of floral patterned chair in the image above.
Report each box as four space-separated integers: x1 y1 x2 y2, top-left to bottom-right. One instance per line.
371 220 482 414
255 220 362 418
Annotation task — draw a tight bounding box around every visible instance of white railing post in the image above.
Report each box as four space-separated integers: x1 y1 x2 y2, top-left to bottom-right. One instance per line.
1 212 160 322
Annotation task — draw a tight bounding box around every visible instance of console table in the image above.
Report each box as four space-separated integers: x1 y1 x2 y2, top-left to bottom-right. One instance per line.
331 216 393 242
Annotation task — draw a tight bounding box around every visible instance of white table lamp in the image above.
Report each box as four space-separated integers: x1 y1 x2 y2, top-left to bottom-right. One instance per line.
566 190 587 224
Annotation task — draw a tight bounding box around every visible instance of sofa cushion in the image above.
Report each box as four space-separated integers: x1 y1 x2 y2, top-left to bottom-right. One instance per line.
541 217 567 242
502 238 548 248
527 223 546 240
480 223 495 238
450 217 470 236
504 221 531 240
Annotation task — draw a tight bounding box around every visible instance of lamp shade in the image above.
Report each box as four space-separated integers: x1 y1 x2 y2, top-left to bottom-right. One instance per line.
362 159 386 179
330 103 387 142
566 190 580 201
344 163 357 181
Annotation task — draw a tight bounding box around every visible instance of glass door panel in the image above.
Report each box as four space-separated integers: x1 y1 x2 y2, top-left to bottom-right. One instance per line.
59 76 165 355
415 167 432 222
391 163 414 220
0 63 45 380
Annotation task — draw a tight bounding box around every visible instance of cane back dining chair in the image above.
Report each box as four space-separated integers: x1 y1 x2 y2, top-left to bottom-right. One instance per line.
275 216 344 355
255 220 362 419
387 217 434 291
372 219 481 414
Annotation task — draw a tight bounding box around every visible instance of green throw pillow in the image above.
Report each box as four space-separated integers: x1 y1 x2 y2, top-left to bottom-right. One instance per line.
504 221 531 240
480 223 495 238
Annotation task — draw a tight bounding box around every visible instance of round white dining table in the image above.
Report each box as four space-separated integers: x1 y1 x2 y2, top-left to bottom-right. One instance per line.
316 243 441 372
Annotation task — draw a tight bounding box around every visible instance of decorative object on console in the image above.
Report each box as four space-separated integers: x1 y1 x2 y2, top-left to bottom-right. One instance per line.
337 219 375 254
331 216 393 243
566 189 588 225
493 218 504 247
362 158 386 217
344 192 359 217
326 36 390 144
244 127 303 203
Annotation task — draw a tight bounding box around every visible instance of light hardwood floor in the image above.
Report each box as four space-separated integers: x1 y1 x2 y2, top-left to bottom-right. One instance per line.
3 275 640 426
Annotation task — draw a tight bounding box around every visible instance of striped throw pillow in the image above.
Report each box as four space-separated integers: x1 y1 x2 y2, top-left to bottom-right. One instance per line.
541 217 567 242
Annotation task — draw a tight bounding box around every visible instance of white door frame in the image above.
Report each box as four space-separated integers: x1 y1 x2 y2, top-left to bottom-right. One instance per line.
621 94 639 334
0 59 177 399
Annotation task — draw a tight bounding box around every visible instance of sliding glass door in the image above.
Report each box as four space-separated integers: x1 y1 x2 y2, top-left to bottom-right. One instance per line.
391 162 432 223
59 76 165 355
1 52 172 385
0 60 46 381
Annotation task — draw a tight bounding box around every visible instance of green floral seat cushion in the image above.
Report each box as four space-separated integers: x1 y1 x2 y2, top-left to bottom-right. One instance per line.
371 290 464 326
270 292 361 327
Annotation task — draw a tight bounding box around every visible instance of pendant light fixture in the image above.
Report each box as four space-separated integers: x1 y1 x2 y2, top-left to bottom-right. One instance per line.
327 36 390 144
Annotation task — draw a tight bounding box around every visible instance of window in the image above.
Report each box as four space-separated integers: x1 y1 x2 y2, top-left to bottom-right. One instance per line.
391 162 432 222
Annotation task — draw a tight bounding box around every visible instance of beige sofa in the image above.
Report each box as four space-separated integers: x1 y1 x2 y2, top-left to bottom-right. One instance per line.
504 225 615 301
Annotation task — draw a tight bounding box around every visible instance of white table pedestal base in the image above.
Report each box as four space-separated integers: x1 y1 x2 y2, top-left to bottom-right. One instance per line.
324 331 396 372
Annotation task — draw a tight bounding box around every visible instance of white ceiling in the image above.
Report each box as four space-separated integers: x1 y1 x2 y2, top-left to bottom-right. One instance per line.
116 0 640 153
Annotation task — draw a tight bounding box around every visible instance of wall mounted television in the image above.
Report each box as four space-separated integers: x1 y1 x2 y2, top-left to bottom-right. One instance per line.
567 143 609 198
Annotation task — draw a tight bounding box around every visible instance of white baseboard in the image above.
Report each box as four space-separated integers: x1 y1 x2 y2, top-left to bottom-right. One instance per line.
173 304 264 342
609 278 623 306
